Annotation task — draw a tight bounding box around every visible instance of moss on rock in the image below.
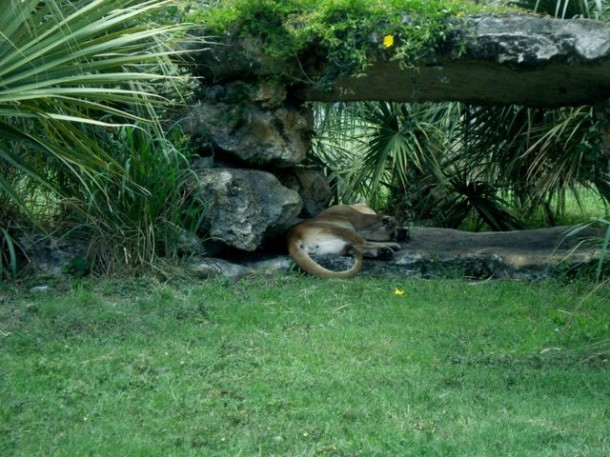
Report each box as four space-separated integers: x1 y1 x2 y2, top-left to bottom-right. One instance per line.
191 0 518 84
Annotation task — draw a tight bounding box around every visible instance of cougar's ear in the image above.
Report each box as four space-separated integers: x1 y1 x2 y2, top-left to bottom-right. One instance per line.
382 216 395 230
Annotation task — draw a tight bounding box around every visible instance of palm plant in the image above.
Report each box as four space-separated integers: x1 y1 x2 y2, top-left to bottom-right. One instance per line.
311 100 526 229
311 101 451 209
313 95 610 229
452 104 609 222
461 0 610 224
563 216 610 282
354 102 449 205
0 0 203 276
310 102 367 203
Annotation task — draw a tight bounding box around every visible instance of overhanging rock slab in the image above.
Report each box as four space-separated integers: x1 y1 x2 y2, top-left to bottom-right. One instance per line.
304 16 610 107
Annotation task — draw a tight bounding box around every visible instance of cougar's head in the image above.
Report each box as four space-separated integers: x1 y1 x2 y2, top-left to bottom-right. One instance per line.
361 216 399 241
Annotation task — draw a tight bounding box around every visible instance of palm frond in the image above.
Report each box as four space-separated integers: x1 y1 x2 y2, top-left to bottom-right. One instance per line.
562 216 610 282
0 0 197 215
0 0 206 274
351 102 448 205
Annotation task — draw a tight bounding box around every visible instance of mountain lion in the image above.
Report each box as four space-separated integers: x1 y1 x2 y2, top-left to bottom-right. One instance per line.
287 203 408 278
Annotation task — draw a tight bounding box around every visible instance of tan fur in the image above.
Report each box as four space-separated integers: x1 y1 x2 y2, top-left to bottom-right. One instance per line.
287 204 404 278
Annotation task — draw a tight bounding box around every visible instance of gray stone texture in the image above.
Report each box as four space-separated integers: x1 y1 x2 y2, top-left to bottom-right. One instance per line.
305 16 610 106
193 168 302 251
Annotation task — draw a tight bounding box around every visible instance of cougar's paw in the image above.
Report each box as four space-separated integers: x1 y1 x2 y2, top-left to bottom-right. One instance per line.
387 242 401 252
396 227 410 243
377 246 396 260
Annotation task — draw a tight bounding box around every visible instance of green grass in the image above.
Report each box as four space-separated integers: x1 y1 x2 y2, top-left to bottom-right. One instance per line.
1 276 609 456
457 186 609 232
519 187 609 229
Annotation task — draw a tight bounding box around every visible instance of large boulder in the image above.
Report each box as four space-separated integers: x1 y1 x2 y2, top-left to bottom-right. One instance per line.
183 102 312 167
182 81 313 168
276 167 332 218
193 168 302 251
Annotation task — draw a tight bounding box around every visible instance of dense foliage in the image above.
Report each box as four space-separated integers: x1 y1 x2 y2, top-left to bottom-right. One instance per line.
1 0 609 278
310 0 610 231
0 0 204 277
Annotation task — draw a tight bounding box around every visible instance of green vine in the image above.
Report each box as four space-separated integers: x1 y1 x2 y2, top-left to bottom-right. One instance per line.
191 0 518 83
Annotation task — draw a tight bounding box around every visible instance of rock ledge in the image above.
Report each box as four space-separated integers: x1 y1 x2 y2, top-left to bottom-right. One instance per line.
186 225 604 280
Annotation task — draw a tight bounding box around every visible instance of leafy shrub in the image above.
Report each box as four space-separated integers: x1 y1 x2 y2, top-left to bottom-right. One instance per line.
0 0 206 275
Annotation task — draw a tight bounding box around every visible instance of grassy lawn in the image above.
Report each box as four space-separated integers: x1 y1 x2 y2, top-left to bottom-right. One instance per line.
1 275 609 456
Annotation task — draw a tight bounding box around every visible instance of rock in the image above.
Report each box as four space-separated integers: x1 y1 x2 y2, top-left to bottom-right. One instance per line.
276 167 332 218
182 101 312 167
191 37 292 83
185 256 251 278
186 256 292 279
176 229 207 256
29 285 52 293
302 15 610 107
201 80 288 109
17 231 89 277
462 16 610 64
228 80 287 109
385 225 604 279
193 168 302 251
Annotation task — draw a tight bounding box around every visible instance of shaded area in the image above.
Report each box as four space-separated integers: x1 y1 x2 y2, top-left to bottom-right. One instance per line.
186 225 605 280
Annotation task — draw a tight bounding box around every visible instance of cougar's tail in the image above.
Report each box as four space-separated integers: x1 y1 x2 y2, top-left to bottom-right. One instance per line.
288 241 363 278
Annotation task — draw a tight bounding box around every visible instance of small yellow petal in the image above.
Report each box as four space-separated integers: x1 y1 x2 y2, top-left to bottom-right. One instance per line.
383 35 394 48
394 288 405 296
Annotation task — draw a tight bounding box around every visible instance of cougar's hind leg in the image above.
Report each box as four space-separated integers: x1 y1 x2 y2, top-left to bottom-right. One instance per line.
362 241 401 258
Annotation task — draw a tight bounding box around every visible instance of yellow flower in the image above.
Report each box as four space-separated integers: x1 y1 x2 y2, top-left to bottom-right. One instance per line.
393 288 405 296
383 34 394 48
